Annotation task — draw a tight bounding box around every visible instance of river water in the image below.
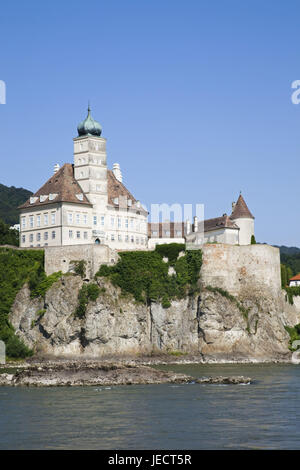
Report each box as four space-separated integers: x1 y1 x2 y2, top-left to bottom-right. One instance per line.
1 363 300 449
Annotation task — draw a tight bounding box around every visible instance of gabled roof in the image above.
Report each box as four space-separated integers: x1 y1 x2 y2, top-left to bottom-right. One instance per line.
107 170 137 206
230 194 254 220
290 274 300 281
203 215 239 232
19 164 92 209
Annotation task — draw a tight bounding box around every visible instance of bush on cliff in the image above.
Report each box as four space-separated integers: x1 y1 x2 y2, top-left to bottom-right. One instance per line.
96 245 202 307
0 247 62 358
0 248 46 358
75 283 101 318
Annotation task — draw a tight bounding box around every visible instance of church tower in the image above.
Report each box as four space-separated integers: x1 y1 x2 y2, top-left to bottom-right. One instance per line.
73 106 108 242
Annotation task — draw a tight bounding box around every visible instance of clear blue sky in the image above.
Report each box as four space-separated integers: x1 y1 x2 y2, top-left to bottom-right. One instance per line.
1 0 300 246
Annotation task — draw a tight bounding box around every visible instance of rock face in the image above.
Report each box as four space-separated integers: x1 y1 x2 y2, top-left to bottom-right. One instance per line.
9 271 300 361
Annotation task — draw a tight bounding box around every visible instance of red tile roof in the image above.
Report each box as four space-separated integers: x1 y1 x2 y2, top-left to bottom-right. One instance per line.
19 164 92 209
290 274 300 281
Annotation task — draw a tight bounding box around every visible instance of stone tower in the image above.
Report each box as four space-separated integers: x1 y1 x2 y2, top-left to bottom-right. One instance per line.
73 106 108 242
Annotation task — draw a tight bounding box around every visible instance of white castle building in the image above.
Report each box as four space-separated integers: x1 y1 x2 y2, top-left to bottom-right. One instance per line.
19 108 255 251
19 107 148 249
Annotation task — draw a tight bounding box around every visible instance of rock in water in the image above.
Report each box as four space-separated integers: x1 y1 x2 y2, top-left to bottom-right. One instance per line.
195 376 251 385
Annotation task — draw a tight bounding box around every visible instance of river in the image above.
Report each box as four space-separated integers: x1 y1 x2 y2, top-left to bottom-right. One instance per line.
1 363 300 449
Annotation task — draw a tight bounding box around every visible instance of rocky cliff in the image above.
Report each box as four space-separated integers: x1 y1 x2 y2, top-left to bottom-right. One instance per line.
9 270 300 362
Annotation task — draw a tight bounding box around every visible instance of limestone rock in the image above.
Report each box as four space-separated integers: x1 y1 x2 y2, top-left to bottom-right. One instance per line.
8 274 300 361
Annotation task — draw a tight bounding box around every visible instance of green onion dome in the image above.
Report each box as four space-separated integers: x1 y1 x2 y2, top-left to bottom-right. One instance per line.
77 106 102 137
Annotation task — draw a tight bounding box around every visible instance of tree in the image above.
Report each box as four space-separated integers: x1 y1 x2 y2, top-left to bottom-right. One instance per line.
251 235 256 245
0 219 19 246
281 264 287 289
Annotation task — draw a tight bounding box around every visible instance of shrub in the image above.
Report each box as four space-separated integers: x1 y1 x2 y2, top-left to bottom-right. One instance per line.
285 286 300 305
29 271 62 298
75 283 101 318
95 247 202 308
0 248 45 358
285 324 300 350
155 243 185 265
251 235 256 245
71 260 86 278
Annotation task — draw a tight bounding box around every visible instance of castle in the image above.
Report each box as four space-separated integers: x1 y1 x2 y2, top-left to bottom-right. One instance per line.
19 108 255 252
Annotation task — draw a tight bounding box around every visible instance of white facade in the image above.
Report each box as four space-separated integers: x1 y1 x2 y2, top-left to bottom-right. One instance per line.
233 217 254 246
19 122 148 250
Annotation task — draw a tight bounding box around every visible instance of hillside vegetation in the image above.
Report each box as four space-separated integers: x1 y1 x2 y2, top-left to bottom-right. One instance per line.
0 247 61 358
0 183 32 225
96 243 202 308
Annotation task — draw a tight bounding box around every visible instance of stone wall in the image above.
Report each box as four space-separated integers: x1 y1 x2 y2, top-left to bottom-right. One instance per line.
200 243 281 296
44 243 117 279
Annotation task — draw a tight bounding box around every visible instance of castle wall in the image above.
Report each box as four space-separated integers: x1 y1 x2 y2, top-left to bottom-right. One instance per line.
44 243 117 279
201 243 281 296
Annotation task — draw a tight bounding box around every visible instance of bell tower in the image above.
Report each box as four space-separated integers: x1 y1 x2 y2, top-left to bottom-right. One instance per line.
73 106 108 215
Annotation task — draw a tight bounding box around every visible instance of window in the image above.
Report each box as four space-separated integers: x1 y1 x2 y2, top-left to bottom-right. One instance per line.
29 234 33 242
136 237 139 244
118 234 122 242
84 232 88 240
136 223 140 232
69 230 73 238
21 217 26 229
118 218 121 228
131 236 134 243
44 213 48 225
22 235 25 243
76 231 80 239
76 214 80 224
111 234 115 241
29 216 34 228
125 235 129 242
101 216 105 226
37 215 41 227
68 213 73 224
111 217 115 228
93 216 97 226
51 213 55 225
176 231 182 236
125 219 128 229
152 231 158 236
165 231 170 236
44 232 48 240
52 231 56 239
83 214 87 225
37 233 41 242
96 185 101 191
130 219 134 229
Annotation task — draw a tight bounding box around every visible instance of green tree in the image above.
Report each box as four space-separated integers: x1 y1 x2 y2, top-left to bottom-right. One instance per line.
281 264 287 289
0 219 19 246
251 235 256 245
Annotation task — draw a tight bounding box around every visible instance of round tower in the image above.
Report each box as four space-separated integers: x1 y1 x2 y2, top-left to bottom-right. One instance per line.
230 194 255 245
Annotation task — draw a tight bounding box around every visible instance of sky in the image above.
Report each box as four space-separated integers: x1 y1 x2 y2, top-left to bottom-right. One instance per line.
0 0 300 246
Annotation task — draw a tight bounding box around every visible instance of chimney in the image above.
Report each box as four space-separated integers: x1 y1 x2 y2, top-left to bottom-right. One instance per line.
54 163 60 174
113 163 123 183
232 202 236 211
